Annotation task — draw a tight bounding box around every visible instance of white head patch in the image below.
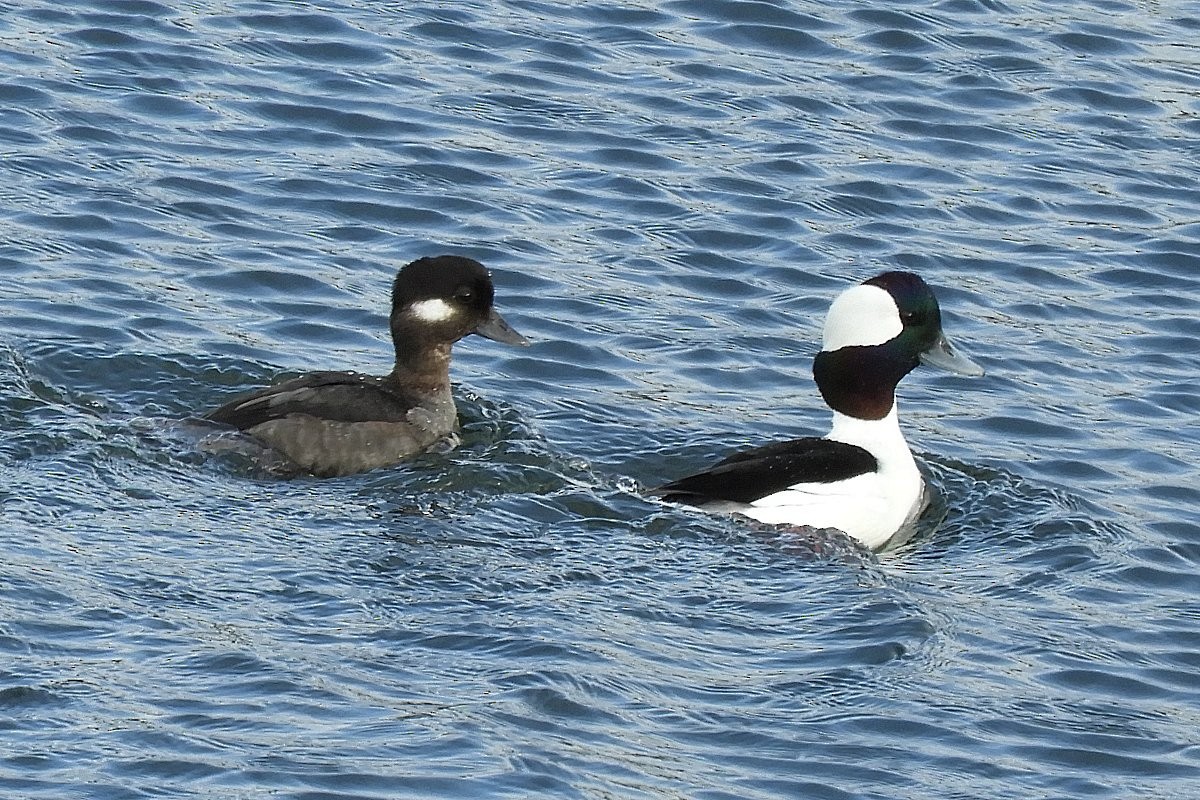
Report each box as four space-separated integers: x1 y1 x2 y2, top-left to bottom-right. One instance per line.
409 298 457 323
822 284 903 351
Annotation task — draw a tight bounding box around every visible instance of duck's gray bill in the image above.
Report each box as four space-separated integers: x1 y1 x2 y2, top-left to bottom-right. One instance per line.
919 333 984 377
474 308 530 347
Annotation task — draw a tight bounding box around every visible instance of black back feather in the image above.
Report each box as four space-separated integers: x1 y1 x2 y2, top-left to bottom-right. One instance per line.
653 438 878 505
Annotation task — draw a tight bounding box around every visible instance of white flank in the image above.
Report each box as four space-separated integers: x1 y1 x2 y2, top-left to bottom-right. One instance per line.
409 298 456 323
741 408 925 550
822 284 902 351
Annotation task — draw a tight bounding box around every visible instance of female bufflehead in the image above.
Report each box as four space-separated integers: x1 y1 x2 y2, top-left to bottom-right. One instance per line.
205 255 528 477
652 271 983 550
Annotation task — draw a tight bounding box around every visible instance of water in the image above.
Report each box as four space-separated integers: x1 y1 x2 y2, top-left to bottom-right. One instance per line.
2 1 1198 798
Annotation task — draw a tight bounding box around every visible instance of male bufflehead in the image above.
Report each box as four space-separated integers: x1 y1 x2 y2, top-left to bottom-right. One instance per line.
652 271 983 550
204 255 528 477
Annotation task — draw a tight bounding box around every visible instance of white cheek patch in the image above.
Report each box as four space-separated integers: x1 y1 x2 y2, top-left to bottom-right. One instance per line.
409 298 457 323
822 284 903 350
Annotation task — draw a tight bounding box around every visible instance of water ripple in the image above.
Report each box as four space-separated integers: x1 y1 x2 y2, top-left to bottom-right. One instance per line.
3 0 1200 798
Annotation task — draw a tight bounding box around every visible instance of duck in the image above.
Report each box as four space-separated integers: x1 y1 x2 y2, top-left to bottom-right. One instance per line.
204 255 528 477
651 271 983 550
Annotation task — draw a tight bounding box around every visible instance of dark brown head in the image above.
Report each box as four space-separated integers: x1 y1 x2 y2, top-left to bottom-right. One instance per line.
389 255 528 354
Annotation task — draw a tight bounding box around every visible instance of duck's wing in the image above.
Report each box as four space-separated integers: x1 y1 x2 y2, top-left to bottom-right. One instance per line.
652 437 878 505
204 371 412 429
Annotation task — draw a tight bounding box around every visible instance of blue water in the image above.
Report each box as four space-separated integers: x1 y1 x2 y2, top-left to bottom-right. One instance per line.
2 1 1199 798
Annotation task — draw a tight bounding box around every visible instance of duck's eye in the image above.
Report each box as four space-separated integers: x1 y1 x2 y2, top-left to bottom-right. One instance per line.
454 287 474 304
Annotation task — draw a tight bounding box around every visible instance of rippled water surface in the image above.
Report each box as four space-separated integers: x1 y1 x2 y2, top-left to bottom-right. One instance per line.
2 1 1199 798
